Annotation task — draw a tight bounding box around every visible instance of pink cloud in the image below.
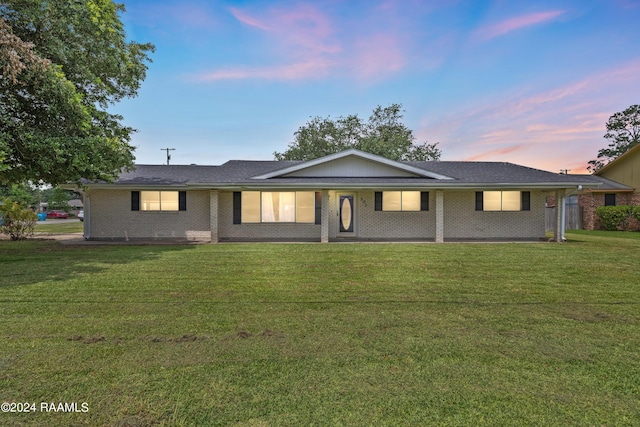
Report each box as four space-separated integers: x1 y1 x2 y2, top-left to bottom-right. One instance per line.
132 1 219 31
199 4 340 81
419 58 640 172
476 10 565 40
229 4 339 54
351 34 406 79
614 0 640 9
198 58 333 81
229 7 271 31
197 3 412 82
484 58 640 121
464 145 526 161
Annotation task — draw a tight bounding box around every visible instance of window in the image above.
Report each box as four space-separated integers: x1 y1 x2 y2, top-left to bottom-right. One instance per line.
476 191 530 211
236 191 318 223
131 191 186 211
375 191 429 211
295 192 316 223
241 192 260 223
141 191 179 211
604 193 616 206
262 192 295 222
565 195 579 206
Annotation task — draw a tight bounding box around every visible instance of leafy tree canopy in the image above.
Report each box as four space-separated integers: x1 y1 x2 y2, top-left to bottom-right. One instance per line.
588 104 640 172
0 182 36 206
0 1 154 185
47 186 72 210
274 104 442 161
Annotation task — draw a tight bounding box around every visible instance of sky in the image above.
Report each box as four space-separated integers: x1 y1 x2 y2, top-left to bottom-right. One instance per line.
113 0 640 173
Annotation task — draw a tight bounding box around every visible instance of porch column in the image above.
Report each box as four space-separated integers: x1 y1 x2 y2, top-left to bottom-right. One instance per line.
210 190 219 243
83 193 90 240
553 191 563 242
435 190 444 243
321 190 330 243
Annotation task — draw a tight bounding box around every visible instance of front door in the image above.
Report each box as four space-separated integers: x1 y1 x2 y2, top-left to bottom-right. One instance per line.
338 194 355 235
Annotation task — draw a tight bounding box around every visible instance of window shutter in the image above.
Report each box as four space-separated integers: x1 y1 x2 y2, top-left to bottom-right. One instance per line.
475 192 483 211
315 192 322 225
233 192 242 224
420 192 429 211
375 192 382 211
604 193 616 206
521 191 530 211
131 191 140 211
179 191 187 211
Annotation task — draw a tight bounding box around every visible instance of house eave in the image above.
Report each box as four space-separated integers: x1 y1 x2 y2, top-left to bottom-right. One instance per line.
583 189 635 193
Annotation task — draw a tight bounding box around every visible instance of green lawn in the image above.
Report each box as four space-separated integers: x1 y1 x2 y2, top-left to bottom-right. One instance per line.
34 221 84 234
0 233 639 426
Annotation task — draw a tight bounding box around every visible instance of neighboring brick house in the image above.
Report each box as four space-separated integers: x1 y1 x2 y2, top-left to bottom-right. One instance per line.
574 144 640 230
68 149 598 243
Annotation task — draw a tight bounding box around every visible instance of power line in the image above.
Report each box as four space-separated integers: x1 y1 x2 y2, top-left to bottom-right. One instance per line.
161 148 175 165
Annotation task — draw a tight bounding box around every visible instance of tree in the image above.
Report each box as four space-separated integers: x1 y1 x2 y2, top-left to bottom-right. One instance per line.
588 105 640 172
274 104 442 161
0 182 36 207
0 1 154 185
47 187 71 211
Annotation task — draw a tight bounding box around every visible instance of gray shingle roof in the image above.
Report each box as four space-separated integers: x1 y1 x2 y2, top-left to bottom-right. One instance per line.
101 158 599 189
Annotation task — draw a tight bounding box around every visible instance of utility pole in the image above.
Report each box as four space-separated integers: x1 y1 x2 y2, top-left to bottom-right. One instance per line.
161 148 175 165
559 169 571 174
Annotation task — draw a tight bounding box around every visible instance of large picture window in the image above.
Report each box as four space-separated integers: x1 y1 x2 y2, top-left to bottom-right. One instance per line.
476 191 530 211
240 191 317 223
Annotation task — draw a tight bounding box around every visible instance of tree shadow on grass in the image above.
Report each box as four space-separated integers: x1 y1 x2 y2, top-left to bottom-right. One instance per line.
0 239 197 289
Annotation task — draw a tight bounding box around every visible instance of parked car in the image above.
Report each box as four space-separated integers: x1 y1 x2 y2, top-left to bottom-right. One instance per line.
46 210 69 219
78 210 84 221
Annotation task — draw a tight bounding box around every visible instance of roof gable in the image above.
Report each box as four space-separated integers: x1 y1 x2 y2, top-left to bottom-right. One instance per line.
252 149 453 180
595 143 640 176
594 144 640 191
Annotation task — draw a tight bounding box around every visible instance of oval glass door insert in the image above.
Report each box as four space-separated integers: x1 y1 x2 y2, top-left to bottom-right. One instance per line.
340 196 352 232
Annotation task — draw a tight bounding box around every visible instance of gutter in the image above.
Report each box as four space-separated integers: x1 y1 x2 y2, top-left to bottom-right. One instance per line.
186 181 601 191
66 180 602 192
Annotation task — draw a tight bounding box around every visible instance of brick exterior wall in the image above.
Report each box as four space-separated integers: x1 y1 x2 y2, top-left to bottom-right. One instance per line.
579 192 640 230
88 189 548 241
630 193 640 230
443 190 546 240
87 189 211 240
349 191 435 239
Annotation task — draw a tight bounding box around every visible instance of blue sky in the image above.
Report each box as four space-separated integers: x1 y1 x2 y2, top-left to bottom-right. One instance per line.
114 0 640 173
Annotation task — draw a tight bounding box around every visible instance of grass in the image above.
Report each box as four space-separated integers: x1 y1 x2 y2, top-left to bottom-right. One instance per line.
34 221 83 234
0 232 639 426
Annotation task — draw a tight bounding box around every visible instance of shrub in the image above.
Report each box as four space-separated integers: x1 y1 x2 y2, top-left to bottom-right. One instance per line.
0 199 38 240
596 205 633 231
633 206 640 223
